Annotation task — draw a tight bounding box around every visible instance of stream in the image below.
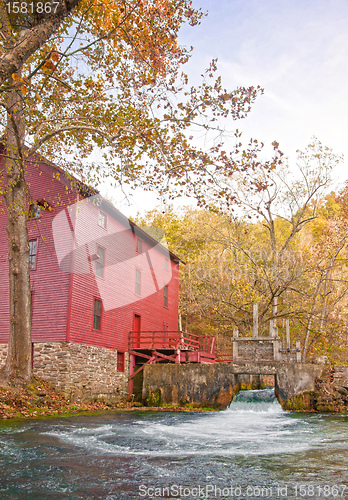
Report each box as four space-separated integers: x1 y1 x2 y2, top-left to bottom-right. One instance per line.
0 389 347 499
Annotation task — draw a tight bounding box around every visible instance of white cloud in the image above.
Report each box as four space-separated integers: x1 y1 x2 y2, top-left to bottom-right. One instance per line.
114 0 348 217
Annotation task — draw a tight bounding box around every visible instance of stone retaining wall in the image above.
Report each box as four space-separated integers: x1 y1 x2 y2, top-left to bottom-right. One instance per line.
143 363 278 409
238 342 274 362
333 366 348 387
313 366 348 412
143 362 348 412
0 343 128 403
275 363 325 410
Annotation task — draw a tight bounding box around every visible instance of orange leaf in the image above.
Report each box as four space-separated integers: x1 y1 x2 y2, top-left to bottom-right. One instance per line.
44 60 56 71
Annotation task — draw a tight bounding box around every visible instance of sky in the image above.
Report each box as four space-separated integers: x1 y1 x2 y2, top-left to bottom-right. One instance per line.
107 0 348 218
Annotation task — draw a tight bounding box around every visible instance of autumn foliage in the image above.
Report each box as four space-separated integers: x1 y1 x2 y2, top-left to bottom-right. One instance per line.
136 140 348 364
0 0 282 385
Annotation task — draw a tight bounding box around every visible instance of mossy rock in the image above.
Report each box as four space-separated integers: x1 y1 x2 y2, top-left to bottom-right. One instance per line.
145 390 163 407
316 403 335 412
240 382 253 391
283 392 314 411
179 394 190 406
240 381 264 391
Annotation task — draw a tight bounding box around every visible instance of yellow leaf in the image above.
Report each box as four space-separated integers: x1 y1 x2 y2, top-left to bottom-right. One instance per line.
20 86 28 94
12 73 19 81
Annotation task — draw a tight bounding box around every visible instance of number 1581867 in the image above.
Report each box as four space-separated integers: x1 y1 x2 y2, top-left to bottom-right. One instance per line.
6 2 60 14
294 484 347 497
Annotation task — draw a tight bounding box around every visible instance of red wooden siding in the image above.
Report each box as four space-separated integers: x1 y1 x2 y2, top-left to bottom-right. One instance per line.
0 152 180 352
68 197 180 351
0 152 76 343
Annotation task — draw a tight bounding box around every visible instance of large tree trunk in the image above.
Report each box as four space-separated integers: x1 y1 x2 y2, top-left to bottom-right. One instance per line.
3 82 32 386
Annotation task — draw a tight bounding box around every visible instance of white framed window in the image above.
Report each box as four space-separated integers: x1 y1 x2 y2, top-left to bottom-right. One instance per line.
29 200 50 219
135 269 141 295
96 246 105 277
29 204 41 218
136 238 142 253
98 211 107 228
29 239 38 269
164 285 168 307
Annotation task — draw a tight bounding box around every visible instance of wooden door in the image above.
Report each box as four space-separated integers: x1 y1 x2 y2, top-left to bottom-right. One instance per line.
133 314 141 348
162 321 168 348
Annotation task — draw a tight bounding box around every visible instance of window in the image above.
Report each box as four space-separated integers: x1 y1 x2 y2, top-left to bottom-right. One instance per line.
29 204 41 218
164 285 168 307
117 352 125 372
136 238 142 253
29 240 38 269
99 211 106 228
93 298 102 330
135 269 141 295
96 246 105 277
164 258 169 271
29 200 49 218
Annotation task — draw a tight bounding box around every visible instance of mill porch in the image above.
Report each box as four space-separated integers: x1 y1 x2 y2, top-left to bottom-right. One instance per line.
128 330 216 396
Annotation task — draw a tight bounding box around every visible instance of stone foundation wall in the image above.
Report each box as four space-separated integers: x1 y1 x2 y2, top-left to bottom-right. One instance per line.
0 345 7 367
0 342 129 404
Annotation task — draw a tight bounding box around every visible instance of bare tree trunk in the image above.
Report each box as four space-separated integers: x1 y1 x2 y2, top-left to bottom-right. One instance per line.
2 81 32 386
272 296 278 325
302 279 322 363
319 231 348 334
319 269 330 334
303 231 348 362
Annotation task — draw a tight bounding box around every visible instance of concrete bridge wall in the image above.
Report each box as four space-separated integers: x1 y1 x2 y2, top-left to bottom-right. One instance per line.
143 363 271 408
142 362 348 411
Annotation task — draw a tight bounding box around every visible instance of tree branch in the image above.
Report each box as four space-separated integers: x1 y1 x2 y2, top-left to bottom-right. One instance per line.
0 0 81 87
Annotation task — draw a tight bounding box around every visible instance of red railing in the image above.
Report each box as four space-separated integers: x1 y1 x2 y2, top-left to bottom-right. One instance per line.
129 330 215 354
215 350 234 362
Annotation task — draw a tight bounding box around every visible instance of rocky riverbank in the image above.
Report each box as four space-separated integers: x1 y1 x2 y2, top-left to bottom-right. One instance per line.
0 378 217 421
2 365 348 420
0 378 120 420
314 366 348 412
282 365 348 412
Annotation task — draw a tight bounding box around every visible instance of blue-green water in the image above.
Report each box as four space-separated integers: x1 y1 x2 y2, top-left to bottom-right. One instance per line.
0 389 347 499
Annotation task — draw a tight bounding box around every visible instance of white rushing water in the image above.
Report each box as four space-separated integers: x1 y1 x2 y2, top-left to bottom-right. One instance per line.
42 389 319 458
0 388 347 500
